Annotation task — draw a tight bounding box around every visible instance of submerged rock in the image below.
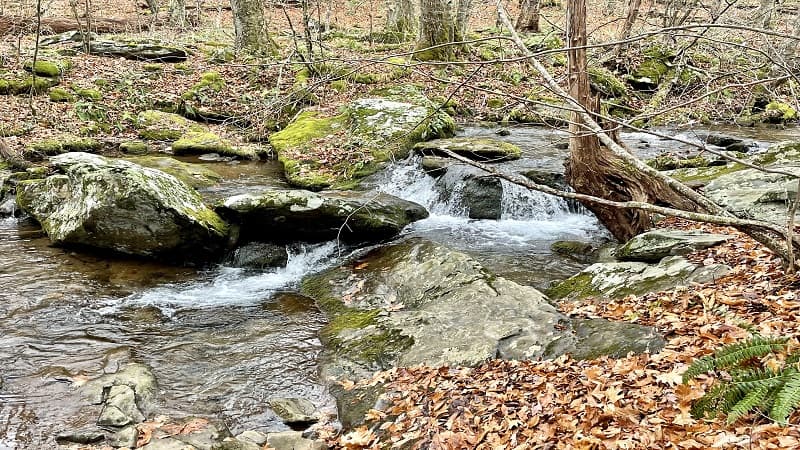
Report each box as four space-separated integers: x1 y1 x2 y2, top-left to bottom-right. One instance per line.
414 137 522 161
227 242 288 269
16 152 228 260
547 256 731 300
616 230 729 262
269 85 454 190
218 189 428 243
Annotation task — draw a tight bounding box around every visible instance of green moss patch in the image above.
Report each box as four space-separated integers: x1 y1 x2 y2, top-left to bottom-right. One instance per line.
136 110 202 141
23 59 70 77
24 136 102 159
49 87 75 102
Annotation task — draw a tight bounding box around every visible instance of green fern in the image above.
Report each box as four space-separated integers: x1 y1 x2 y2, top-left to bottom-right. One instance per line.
682 335 800 425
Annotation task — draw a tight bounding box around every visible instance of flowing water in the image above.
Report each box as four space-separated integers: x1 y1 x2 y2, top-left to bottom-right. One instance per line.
1 125 797 448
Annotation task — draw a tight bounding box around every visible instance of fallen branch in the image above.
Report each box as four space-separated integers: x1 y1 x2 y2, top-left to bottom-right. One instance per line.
0 16 154 35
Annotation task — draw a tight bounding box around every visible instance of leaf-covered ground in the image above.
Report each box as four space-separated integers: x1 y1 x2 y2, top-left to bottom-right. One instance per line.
322 219 800 449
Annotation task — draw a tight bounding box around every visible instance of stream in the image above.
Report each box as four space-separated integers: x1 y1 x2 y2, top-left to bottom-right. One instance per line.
1 124 797 448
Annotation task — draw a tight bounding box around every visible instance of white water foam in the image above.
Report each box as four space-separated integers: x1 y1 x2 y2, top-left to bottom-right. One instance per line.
100 242 341 315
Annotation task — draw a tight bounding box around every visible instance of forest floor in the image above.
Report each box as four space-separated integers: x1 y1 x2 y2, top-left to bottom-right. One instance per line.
2 0 800 449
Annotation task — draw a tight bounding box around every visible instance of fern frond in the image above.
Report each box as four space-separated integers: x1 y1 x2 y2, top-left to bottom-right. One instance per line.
691 384 727 419
714 336 788 370
683 355 716 383
769 372 800 425
727 385 769 424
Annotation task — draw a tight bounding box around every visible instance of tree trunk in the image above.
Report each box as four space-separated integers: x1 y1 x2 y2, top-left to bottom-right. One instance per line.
230 0 275 54
612 0 641 58
386 0 416 39
415 0 456 60
454 0 473 41
756 0 774 29
169 0 187 26
516 0 540 32
564 0 697 241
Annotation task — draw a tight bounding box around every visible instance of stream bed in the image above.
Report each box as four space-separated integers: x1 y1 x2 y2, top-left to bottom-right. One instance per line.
1 124 797 448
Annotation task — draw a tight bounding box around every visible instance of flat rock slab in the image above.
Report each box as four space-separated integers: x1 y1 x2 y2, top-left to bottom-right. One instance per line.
218 189 428 244
616 230 729 262
268 397 317 425
548 256 731 299
414 137 522 161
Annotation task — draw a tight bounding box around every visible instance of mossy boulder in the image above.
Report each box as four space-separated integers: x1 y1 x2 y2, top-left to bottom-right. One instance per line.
628 46 674 91
616 230 728 262
23 59 70 77
269 86 455 190
49 87 75 102
119 141 150 155
546 256 730 299
16 152 228 260
764 101 798 123
588 67 628 98
0 72 59 95
84 40 188 62
136 110 203 141
414 137 522 162
303 238 664 385
24 136 102 160
217 189 429 243
125 155 222 189
73 87 102 101
551 240 596 262
172 131 256 159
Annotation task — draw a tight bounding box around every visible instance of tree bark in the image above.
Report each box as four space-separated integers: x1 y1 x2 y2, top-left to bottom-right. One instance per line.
564 0 699 241
0 15 151 34
230 0 276 54
756 0 774 29
386 0 416 39
516 0 540 32
454 0 473 41
169 0 187 27
415 0 456 60
612 0 641 58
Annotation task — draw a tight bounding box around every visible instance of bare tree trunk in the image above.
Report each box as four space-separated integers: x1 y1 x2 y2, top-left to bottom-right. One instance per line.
516 0 540 32
612 0 641 58
230 0 276 54
386 0 416 39
564 0 697 240
145 0 159 15
415 0 456 60
169 0 186 26
454 0 472 41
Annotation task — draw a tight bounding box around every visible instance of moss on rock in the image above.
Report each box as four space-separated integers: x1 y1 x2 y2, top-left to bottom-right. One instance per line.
49 87 75 102
136 110 202 141
23 59 70 77
764 102 798 123
119 141 150 155
73 87 102 101
25 136 102 159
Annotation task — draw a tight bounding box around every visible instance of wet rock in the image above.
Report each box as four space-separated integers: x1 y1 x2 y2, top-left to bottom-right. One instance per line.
0 196 17 217
266 431 327 450
109 424 138 447
98 384 146 426
616 230 729 262
54 427 105 445
420 156 450 175
547 256 731 300
550 240 596 263
414 137 522 161
120 140 151 155
227 242 288 269
235 430 268 446
85 40 188 62
303 239 664 385
521 169 566 190
725 141 758 153
269 85 454 190
16 152 229 260
495 127 511 136
218 189 428 244
82 363 158 415
268 398 317 425
433 164 503 219
695 132 742 147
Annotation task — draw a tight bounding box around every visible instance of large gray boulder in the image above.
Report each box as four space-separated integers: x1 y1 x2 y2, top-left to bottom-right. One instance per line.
303 239 663 425
218 189 428 243
16 152 229 260
303 238 664 382
703 166 800 225
616 230 729 262
547 256 731 300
